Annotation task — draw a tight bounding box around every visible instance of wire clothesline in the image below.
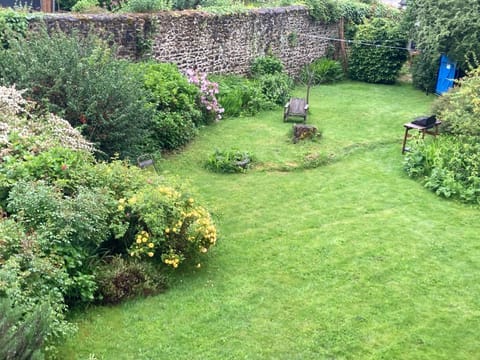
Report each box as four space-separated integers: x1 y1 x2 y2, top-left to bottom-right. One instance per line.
306 34 414 51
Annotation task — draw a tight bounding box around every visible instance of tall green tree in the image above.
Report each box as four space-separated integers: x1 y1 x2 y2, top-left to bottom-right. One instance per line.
404 0 480 92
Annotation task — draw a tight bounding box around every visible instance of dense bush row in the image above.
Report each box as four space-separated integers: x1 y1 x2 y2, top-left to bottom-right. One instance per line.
0 86 218 357
0 28 221 159
348 18 407 84
404 67 480 204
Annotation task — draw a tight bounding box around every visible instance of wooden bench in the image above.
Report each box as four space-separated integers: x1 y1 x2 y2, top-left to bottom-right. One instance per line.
402 116 442 154
284 97 309 123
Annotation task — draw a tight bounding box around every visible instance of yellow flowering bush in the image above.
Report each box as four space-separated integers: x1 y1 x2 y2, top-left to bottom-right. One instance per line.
118 184 217 269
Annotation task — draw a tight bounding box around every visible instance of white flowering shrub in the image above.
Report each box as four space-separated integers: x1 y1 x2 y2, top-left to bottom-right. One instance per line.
0 85 94 157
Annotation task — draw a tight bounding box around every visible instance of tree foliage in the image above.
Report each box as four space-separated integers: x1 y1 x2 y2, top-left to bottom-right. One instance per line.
404 0 480 92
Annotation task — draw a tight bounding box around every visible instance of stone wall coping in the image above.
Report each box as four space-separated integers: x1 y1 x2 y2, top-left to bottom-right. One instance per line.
39 5 310 21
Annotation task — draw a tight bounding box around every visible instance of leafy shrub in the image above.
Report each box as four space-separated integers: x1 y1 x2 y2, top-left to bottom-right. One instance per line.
205 149 254 173
411 52 439 94
337 0 370 25
7 181 112 303
405 67 480 203
432 66 480 136
305 0 340 24
58 0 80 10
404 135 480 203
0 297 50 360
212 75 272 117
71 0 105 12
257 73 293 105
250 55 284 77
173 0 204 9
134 62 210 149
0 29 154 159
95 256 169 304
150 111 198 150
0 86 95 206
348 18 408 84
121 0 172 12
0 219 76 349
115 185 217 268
200 0 248 14
0 8 29 49
2 147 95 200
0 86 218 356
138 62 200 116
301 58 344 85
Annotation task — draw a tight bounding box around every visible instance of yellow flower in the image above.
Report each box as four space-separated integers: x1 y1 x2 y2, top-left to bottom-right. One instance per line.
200 247 208 253
147 252 154 257
118 205 125 212
142 237 148 243
188 198 194 204
196 263 201 268
148 242 154 248
128 196 137 205
118 198 126 204
136 237 142 244
165 228 170 234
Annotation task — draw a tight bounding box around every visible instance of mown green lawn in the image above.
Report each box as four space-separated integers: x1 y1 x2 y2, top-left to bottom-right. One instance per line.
58 81 480 359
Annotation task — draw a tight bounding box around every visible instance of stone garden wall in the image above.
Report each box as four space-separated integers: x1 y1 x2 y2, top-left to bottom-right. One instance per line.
38 6 338 76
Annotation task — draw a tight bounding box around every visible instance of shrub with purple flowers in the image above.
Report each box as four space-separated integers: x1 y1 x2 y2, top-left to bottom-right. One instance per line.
186 68 224 123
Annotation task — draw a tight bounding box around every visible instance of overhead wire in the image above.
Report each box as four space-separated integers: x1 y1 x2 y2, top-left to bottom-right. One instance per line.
306 34 413 51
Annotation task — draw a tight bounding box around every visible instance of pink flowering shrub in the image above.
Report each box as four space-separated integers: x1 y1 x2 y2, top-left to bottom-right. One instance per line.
185 68 224 123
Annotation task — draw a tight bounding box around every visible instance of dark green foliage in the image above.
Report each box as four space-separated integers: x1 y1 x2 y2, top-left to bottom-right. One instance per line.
250 55 284 77
404 136 480 204
0 147 96 201
0 87 218 355
337 0 370 24
121 0 172 12
257 73 293 105
173 0 204 9
0 219 75 348
404 67 480 204
411 52 439 94
432 67 480 137
0 9 29 49
71 0 104 12
151 111 198 150
212 75 272 117
0 29 154 159
95 256 169 304
58 0 79 10
7 180 111 303
136 62 203 149
403 0 480 91
305 0 340 24
205 149 254 173
301 58 344 85
348 18 408 84
0 298 49 360
247 57 292 105
137 62 199 115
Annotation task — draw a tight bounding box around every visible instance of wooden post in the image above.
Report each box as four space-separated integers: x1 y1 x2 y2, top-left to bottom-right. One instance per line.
41 0 53 12
338 17 348 73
